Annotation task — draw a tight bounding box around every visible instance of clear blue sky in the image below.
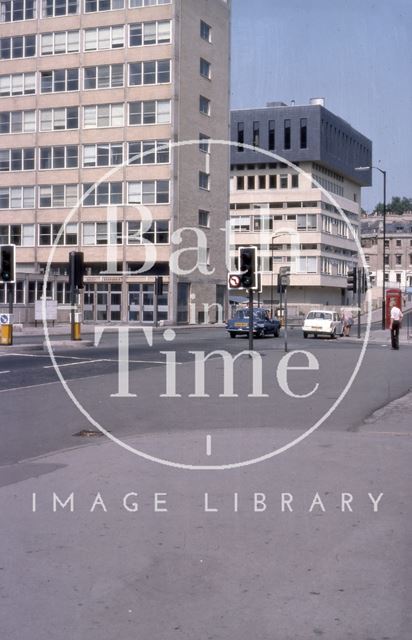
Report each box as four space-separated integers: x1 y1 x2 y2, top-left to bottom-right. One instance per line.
230 0 412 212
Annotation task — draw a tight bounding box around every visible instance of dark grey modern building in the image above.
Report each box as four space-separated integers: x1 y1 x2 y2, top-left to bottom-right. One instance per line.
229 98 373 311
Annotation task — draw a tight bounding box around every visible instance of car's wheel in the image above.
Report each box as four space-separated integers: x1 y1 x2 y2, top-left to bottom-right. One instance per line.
255 331 262 339
229 332 236 339
331 328 337 339
303 332 308 339
274 329 279 338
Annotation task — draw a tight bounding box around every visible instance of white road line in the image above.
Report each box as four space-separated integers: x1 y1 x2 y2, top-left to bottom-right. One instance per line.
206 434 212 456
0 370 11 374
43 359 105 369
1 352 89 360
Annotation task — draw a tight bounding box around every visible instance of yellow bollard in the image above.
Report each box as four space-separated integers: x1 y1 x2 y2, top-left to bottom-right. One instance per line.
0 324 13 345
71 322 81 341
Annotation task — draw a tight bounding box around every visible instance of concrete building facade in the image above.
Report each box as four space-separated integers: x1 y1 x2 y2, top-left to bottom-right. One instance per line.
0 0 231 324
229 100 372 313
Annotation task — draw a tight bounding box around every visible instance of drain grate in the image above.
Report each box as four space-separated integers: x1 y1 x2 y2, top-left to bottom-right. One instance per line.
73 429 104 438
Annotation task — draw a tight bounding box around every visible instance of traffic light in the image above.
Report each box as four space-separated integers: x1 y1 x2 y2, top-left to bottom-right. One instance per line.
347 268 357 293
239 247 257 289
0 245 15 283
277 273 286 294
68 251 84 291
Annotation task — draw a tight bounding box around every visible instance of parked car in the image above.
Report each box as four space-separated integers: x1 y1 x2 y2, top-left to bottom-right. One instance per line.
302 309 344 339
227 308 280 338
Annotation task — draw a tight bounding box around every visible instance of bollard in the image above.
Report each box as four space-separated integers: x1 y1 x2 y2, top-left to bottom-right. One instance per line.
0 323 13 345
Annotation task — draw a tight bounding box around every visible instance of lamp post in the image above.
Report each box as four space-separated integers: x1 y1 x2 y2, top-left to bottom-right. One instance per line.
270 233 288 319
355 165 387 329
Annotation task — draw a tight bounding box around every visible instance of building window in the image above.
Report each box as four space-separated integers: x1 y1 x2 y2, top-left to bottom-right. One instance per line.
284 119 291 149
247 175 255 190
84 26 124 50
0 223 35 246
41 31 80 55
128 60 171 86
396 273 402 283
83 222 123 246
236 176 244 190
39 145 79 170
84 64 124 89
0 73 35 97
199 133 210 154
396 239 402 247
83 143 123 167
128 140 170 165
200 58 211 79
237 122 244 151
200 20 211 42
83 104 124 128
198 209 210 228
0 110 36 134
41 68 79 93
0 186 35 208
127 181 170 204
395 255 402 265
300 118 307 149
40 107 79 131
129 0 171 6
199 171 210 190
127 220 169 244
129 20 171 46
280 174 288 189
85 0 124 12
269 175 277 189
0 0 36 21
0 35 36 59
268 120 275 151
39 184 78 208
0 148 35 171
128 100 171 125
82 183 122 206
291 174 299 188
253 121 260 147
297 214 317 230
39 223 78 246
258 175 266 189
199 95 211 116
42 0 79 17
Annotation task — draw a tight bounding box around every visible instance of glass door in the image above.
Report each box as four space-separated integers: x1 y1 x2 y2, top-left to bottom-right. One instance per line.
83 284 94 321
142 284 154 322
128 284 141 322
96 284 109 321
109 284 122 321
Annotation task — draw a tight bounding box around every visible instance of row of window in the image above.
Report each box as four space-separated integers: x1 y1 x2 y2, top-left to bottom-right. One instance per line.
0 140 171 171
312 174 344 198
0 0 171 22
0 100 171 133
0 61 172 96
0 221 170 246
230 214 357 238
236 118 308 152
0 22 172 60
0 181 171 208
235 173 300 191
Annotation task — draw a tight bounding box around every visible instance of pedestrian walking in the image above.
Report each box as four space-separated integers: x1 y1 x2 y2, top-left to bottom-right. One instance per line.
342 309 353 336
390 305 403 350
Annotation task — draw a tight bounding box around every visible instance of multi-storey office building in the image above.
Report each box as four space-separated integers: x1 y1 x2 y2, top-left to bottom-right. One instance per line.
0 0 231 324
361 213 412 293
230 99 372 311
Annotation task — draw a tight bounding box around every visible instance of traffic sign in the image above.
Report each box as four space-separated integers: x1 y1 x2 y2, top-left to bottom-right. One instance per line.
228 273 242 289
0 313 12 325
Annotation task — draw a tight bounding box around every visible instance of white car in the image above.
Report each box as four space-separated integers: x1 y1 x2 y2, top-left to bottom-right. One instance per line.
302 309 344 339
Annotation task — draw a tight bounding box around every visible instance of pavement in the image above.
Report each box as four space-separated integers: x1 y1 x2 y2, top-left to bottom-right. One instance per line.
0 385 411 639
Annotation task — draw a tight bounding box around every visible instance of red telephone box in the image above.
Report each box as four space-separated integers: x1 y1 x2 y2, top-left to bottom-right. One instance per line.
385 288 402 329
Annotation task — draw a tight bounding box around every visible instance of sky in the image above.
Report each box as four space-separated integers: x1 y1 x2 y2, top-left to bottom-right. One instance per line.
230 0 412 212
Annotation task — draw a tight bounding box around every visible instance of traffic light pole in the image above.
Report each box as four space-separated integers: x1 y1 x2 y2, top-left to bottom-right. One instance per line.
248 287 254 352
7 282 14 345
284 285 288 353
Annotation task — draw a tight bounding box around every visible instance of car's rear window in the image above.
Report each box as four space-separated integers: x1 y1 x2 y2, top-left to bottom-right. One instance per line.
306 311 332 320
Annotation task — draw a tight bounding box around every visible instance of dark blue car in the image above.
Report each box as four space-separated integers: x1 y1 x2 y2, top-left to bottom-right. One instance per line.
226 308 280 339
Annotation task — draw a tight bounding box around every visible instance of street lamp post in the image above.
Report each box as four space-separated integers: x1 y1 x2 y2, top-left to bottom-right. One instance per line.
355 165 387 329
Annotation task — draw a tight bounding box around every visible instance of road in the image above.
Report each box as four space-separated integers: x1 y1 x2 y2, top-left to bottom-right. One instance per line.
0 327 411 465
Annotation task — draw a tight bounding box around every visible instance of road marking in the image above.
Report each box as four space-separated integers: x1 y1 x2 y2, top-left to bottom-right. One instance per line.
206 434 212 456
0 352 89 360
361 431 412 437
43 359 105 369
0 370 11 374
